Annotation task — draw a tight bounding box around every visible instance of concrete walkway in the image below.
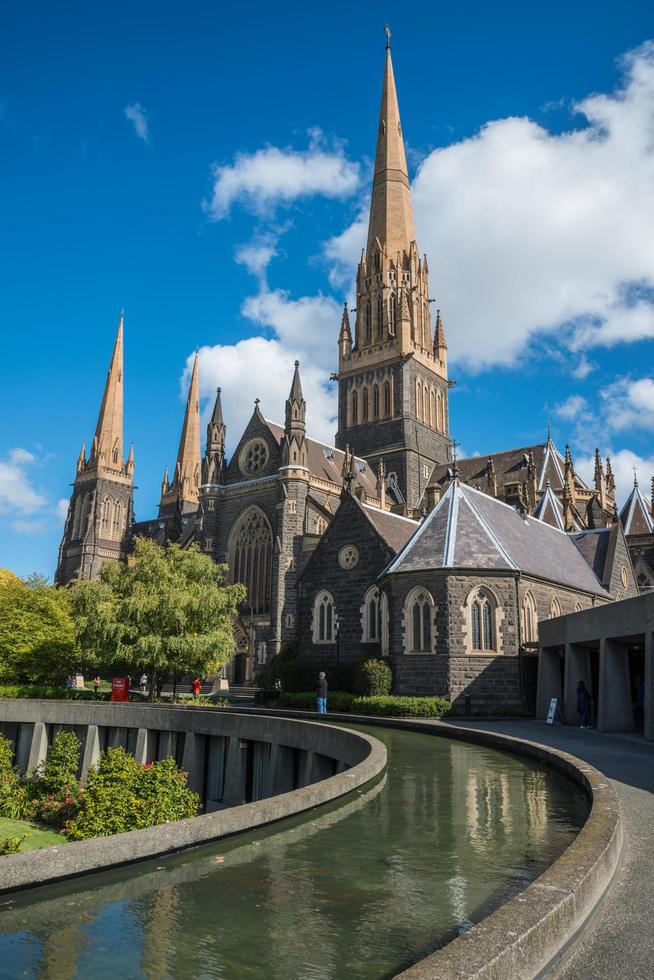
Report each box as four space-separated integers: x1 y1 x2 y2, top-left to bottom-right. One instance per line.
445 719 654 980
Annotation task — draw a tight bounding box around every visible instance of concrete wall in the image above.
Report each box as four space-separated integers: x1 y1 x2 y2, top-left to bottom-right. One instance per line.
0 701 386 895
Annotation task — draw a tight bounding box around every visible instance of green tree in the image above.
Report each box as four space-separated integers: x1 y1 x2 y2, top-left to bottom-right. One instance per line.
0 576 77 684
70 537 246 696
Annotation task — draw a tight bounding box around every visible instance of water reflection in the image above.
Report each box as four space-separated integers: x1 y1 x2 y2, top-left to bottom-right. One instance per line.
0 728 588 980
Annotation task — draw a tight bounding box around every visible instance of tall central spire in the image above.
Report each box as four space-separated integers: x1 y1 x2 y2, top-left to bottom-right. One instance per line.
92 312 124 465
366 38 417 259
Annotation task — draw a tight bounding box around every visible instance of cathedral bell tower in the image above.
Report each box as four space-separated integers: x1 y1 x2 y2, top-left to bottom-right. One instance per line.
56 314 134 583
335 31 451 514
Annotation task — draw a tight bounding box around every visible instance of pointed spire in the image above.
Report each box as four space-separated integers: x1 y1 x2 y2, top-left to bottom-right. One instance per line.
594 448 606 510
434 309 447 350
76 440 86 473
210 386 224 427
606 456 616 494
366 36 417 260
283 361 307 467
165 351 201 507
338 302 352 357
289 360 303 403
204 387 226 484
92 312 124 466
126 444 134 475
161 464 169 496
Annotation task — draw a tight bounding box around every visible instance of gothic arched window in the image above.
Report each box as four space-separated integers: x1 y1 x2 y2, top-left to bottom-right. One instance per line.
388 293 396 336
362 387 369 423
436 391 444 431
430 389 436 428
101 496 111 533
351 389 358 426
376 292 383 339
383 380 392 417
405 588 434 653
380 592 390 657
313 590 336 643
522 591 538 644
228 507 273 615
112 499 122 539
549 596 562 619
416 381 423 421
365 302 372 343
363 586 380 642
468 588 497 652
423 386 429 425
372 384 380 420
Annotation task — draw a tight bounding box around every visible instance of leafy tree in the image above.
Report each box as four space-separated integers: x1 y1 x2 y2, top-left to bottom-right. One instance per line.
0 576 77 684
70 537 246 696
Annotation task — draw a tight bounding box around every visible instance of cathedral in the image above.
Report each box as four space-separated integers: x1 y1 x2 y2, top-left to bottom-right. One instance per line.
56 37 653 703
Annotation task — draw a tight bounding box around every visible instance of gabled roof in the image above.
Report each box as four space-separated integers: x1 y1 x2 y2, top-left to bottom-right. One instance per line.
427 438 589 497
264 420 378 497
619 479 654 536
570 529 610 582
361 503 418 553
386 480 610 597
533 484 565 531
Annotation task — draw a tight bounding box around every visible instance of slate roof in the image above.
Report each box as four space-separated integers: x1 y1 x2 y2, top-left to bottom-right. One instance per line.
361 503 418 553
386 480 610 597
619 480 654 536
265 421 379 497
427 437 589 497
570 529 610 581
533 483 584 532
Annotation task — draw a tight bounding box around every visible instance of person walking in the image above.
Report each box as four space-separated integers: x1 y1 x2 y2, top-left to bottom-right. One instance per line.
140 673 148 695
316 672 328 714
577 680 592 728
191 677 202 700
92 675 101 695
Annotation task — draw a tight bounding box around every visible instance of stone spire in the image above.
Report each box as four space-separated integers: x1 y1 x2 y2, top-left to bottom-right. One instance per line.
594 448 606 510
366 39 417 259
338 302 352 358
160 351 201 511
282 361 308 468
91 312 124 467
433 309 447 362
203 386 226 484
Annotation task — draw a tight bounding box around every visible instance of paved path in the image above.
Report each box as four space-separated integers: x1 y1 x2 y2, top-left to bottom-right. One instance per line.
445 719 654 980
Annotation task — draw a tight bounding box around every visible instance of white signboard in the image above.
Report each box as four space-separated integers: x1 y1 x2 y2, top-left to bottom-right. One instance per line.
546 697 559 725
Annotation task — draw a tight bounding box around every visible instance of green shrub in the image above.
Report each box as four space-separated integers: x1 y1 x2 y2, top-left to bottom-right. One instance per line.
353 658 393 696
0 683 110 701
0 735 25 820
65 748 200 841
275 692 451 718
0 833 27 855
29 731 82 828
277 691 355 711
351 695 452 718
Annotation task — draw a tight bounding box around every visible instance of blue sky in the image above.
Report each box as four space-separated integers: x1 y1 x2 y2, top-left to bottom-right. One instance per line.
1 0 654 578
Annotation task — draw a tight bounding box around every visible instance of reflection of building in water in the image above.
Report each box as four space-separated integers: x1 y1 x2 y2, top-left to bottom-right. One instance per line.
465 768 513 851
140 885 181 979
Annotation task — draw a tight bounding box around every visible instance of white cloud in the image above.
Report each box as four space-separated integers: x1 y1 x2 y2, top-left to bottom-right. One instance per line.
323 204 368 289
124 103 150 143
554 394 588 420
0 449 47 515
577 447 654 504
10 519 47 535
326 41 654 369
600 375 654 431
56 499 69 523
204 129 360 219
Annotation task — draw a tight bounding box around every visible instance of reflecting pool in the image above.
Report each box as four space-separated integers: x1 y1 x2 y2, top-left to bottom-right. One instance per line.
0 725 589 979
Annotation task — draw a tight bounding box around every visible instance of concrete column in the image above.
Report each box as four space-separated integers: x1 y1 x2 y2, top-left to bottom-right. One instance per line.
181 732 204 796
564 643 592 726
265 743 279 797
644 631 653 742
27 721 48 773
80 724 101 780
134 727 153 764
299 750 315 788
536 647 563 719
222 737 246 805
598 638 634 733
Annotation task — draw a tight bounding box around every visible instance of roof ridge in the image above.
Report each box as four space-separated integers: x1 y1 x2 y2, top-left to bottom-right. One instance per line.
459 485 518 569
361 503 418 525
385 480 454 574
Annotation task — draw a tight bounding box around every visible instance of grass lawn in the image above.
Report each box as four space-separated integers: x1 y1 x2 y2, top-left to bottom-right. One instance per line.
0 817 64 852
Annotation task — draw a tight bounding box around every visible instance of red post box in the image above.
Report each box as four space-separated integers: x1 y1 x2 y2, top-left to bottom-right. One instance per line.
111 676 130 702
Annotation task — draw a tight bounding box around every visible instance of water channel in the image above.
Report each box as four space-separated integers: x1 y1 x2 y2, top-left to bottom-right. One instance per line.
0 724 589 979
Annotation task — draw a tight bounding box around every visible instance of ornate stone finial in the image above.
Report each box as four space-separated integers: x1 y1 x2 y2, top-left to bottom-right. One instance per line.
633 465 639 487
384 24 391 49
546 418 552 440
451 440 460 480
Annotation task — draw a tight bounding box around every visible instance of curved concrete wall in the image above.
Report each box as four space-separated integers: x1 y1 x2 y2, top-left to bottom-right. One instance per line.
0 701 386 895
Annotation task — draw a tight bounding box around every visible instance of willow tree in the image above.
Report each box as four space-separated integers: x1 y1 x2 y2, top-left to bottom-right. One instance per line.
70 538 245 696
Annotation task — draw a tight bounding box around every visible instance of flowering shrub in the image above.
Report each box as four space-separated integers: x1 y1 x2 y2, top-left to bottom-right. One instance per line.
28 730 82 828
65 748 200 841
0 834 27 855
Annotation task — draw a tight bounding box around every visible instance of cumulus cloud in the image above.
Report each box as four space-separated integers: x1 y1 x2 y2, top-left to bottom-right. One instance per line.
124 103 150 143
600 375 654 431
554 394 588 420
0 449 47 516
326 41 654 369
204 129 360 219
56 499 70 523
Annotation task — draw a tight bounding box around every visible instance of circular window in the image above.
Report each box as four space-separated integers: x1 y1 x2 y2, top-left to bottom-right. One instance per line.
338 545 359 570
620 565 628 589
239 439 269 477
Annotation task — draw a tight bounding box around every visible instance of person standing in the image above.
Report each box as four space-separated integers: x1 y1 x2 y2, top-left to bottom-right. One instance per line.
92 675 101 695
140 673 148 695
577 680 592 728
316 672 328 714
191 677 202 700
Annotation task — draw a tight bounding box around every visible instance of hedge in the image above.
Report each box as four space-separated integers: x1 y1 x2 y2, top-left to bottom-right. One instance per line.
0 684 148 702
276 692 451 719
